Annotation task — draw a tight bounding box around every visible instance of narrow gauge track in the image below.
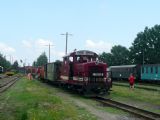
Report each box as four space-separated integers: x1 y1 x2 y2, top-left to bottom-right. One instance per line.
113 82 160 91
0 74 8 79
0 76 19 93
94 97 160 120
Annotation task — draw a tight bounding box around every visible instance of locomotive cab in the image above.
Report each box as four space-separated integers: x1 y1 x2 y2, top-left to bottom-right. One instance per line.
60 50 110 95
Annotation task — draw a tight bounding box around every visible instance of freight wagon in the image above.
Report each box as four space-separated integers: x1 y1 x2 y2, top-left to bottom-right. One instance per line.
25 66 41 78
44 62 61 82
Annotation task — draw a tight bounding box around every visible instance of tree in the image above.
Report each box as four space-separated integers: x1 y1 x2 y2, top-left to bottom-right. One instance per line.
130 25 160 64
34 52 48 66
32 61 37 67
99 52 114 66
0 53 11 71
99 45 130 66
12 60 19 70
111 45 130 65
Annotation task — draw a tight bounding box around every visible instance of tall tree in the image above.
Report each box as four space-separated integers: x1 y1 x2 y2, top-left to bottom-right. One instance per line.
32 61 37 67
99 45 130 66
12 60 19 70
130 25 160 64
35 52 48 66
111 45 130 65
0 53 11 71
99 52 114 66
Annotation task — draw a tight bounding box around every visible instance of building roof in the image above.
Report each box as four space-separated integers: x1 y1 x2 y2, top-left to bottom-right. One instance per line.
109 65 137 69
141 64 160 66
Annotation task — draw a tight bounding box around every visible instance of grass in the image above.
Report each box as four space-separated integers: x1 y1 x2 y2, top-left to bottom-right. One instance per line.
108 85 160 113
71 95 129 116
0 77 97 120
110 86 160 104
113 81 160 90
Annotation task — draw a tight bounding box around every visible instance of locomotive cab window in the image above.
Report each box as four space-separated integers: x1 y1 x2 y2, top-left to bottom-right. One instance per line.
77 56 96 63
63 57 68 65
69 57 73 62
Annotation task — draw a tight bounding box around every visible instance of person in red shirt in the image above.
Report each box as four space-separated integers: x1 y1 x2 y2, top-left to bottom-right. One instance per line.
128 73 135 90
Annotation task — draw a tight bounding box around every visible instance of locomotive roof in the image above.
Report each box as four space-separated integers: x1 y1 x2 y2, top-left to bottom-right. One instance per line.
63 50 98 57
109 65 137 68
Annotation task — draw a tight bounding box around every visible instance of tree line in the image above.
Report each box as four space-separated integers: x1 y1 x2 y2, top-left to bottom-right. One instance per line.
0 53 11 71
0 51 47 71
0 53 19 71
32 52 48 67
99 24 160 66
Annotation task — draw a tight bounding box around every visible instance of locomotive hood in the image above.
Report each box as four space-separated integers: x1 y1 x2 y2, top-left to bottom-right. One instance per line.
75 61 107 77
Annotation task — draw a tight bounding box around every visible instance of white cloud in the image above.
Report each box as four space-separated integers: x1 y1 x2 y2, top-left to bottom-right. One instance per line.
52 51 65 58
85 40 113 53
0 42 15 54
35 38 53 47
20 38 64 63
22 38 54 49
34 39 54 55
22 40 32 48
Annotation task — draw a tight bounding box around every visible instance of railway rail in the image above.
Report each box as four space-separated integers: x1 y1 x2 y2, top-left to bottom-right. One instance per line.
0 76 20 93
0 74 8 79
94 97 160 120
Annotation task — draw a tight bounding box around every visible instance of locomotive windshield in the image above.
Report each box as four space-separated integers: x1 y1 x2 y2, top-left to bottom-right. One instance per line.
76 56 97 63
75 50 98 63
63 50 99 63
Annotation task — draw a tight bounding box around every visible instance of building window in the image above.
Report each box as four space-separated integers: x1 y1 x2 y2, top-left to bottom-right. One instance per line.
146 67 148 74
155 67 158 74
142 67 144 73
151 67 153 73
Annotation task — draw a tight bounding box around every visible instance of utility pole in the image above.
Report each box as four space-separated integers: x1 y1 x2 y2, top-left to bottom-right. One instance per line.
45 44 54 63
61 32 72 55
9 55 12 64
24 58 27 67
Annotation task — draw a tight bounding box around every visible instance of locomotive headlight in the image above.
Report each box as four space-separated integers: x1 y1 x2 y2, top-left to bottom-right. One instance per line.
84 77 88 81
107 78 111 82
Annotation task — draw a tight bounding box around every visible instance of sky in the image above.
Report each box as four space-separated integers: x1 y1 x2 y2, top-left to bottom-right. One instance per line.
0 0 160 66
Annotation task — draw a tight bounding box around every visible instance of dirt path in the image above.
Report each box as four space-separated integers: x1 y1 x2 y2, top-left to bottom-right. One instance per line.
57 92 117 120
40 82 142 120
55 91 141 120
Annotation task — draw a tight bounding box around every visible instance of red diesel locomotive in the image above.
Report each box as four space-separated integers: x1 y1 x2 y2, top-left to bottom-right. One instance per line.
39 50 112 95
